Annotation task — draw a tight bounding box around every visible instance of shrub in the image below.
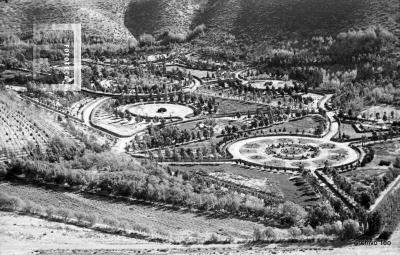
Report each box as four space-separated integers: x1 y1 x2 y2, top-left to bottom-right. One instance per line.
289 226 302 237
0 162 7 177
331 221 343 235
57 208 73 223
206 233 220 244
132 223 151 234
45 205 55 218
281 201 308 226
378 231 392 240
301 225 315 236
118 220 129 231
253 227 265 241
342 219 360 239
139 33 156 46
103 217 119 229
307 202 337 227
264 227 277 240
74 212 88 225
86 214 98 227
316 225 325 234
22 200 34 214
0 192 25 211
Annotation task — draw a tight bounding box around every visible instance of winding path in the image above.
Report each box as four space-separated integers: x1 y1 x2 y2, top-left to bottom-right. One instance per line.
81 97 110 126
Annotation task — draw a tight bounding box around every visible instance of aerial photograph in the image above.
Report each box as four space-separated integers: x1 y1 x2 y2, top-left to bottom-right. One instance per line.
0 0 400 254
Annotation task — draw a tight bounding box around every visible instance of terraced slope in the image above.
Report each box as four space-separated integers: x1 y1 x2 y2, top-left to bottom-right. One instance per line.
0 0 136 42
125 0 400 42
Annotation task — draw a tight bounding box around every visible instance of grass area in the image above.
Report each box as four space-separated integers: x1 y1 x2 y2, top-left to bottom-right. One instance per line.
259 116 324 135
361 104 400 122
349 141 400 175
342 141 400 196
216 98 272 114
166 65 214 79
174 137 223 151
171 164 320 206
338 123 372 139
0 182 264 242
176 117 245 136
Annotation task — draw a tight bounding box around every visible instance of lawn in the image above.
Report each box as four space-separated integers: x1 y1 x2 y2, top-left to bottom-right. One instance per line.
338 123 373 139
342 141 400 194
171 164 320 206
216 98 272 114
360 104 400 122
249 116 325 136
351 141 400 173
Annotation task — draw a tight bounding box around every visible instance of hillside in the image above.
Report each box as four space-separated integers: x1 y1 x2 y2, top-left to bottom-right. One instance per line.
124 0 208 37
125 0 400 42
1 0 398 44
0 0 136 43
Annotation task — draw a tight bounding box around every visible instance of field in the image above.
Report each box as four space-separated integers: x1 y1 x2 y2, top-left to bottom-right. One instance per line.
171 164 319 206
0 91 77 161
0 182 265 242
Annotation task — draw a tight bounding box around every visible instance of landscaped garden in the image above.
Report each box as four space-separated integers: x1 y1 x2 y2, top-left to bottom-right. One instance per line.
228 136 359 170
1 21 400 253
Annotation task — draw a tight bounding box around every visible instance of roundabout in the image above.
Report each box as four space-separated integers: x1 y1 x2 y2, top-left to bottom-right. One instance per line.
121 103 194 119
229 136 360 170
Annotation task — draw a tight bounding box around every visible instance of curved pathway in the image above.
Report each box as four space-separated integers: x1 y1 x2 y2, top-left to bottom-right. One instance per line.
81 97 110 126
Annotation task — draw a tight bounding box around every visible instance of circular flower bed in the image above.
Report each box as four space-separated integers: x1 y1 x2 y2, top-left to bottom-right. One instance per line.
265 143 320 160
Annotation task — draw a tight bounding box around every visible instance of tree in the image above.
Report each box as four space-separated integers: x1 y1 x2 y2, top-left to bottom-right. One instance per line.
281 201 308 226
308 202 337 227
342 219 360 239
367 211 384 235
359 190 375 208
